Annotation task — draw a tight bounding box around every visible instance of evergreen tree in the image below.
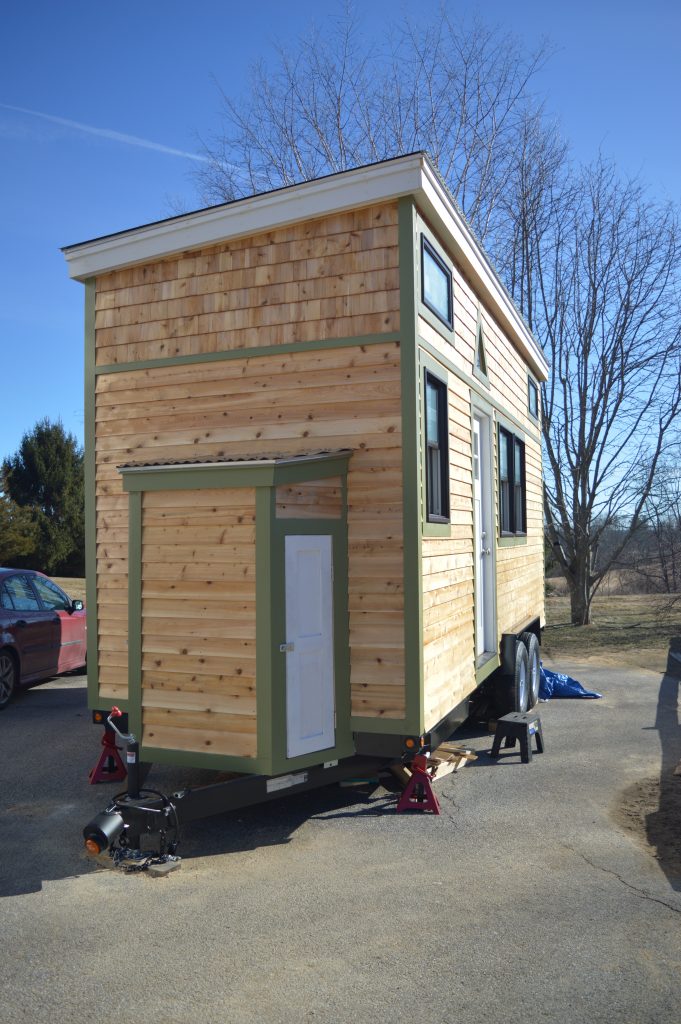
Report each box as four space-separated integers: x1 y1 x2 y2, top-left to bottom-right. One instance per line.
0 487 39 566
2 419 84 576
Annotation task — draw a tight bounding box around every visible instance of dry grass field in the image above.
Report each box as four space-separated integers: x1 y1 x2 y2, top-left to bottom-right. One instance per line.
53 577 86 604
544 577 681 674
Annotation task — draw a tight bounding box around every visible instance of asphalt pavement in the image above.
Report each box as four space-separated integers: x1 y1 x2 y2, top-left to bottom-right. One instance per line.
0 658 679 1024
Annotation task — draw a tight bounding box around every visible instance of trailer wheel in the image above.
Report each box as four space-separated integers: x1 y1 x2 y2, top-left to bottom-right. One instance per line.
496 640 530 715
0 650 17 710
520 632 540 709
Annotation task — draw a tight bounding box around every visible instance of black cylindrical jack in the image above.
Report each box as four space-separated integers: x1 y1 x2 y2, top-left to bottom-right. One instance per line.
83 809 125 854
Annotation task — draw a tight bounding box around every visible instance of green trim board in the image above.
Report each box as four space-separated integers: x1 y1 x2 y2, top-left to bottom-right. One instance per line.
94 331 401 376
83 279 101 710
398 196 424 735
120 454 352 494
269 516 354 776
498 535 528 548
255 486 274 771
126 490 143 742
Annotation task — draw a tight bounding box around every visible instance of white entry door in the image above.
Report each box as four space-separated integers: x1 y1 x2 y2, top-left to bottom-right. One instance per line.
473 415 495 658
284 535 335 758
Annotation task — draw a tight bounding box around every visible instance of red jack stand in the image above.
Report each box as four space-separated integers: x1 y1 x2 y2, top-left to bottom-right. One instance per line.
396 754 441 815
89 726 127 784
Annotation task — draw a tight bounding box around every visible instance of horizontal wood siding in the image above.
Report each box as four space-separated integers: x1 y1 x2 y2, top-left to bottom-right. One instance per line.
93 340 405 718
140 487 257 758
94 204 399 365
418 212 544 733
276 477 342 519
421 372 476 730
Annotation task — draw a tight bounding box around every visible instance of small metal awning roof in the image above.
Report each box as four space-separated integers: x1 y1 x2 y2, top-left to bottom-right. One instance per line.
117 449 353 472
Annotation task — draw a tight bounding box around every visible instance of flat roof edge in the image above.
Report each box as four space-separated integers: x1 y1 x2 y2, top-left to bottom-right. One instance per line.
62 154 425 280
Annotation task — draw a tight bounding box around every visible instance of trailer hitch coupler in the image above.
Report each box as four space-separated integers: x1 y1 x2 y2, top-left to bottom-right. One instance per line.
83 809 125 855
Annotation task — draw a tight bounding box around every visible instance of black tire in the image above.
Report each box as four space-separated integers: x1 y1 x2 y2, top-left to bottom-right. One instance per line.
0 650 18 710
520 631 541 709
496 640 530 715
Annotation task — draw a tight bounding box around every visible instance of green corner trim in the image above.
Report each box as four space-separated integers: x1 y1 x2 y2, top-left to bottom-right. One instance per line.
94 331 401 376
398 196 424 735
127 491 142 740
83 279 100 710
255 486 274 773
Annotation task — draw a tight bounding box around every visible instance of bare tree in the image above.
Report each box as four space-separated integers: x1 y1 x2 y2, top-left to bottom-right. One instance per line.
196 8 549 242
520 159 681 623
195 6 681 627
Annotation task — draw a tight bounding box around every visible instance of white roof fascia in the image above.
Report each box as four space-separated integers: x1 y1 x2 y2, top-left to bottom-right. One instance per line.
63 155 424 281
417 160 549 381
63 152 547 379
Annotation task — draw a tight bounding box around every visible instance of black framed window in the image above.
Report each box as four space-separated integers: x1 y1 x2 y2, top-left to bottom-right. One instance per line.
528 377 539 419
421 237 453 329
425 371 450 523
498 426 526 535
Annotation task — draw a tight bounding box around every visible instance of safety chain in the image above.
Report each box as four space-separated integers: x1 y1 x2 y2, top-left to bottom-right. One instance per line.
110 848 180 874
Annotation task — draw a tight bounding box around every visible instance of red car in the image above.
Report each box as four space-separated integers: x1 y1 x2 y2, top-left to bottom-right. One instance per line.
0 569 87 709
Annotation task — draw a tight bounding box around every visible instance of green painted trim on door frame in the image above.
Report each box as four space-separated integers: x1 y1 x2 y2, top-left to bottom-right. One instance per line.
398 196 424 735
83 279 101 710
269 517 354 776
94 332 401 376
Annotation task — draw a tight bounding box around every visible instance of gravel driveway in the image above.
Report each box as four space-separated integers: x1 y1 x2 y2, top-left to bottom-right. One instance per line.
1 658 679 1024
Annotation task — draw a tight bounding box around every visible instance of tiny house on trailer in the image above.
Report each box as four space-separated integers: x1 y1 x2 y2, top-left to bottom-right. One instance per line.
63 152 548 787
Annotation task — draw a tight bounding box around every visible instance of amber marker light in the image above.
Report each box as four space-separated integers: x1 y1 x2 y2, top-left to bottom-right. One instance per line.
93 711 104 723
404 737 416 749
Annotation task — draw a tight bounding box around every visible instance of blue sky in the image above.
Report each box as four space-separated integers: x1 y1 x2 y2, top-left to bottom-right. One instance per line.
1 0 678 463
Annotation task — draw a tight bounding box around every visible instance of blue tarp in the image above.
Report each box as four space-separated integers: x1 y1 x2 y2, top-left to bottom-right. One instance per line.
539 664 602 700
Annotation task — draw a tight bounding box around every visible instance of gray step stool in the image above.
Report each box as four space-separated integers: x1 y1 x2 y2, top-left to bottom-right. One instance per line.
491 711 544 764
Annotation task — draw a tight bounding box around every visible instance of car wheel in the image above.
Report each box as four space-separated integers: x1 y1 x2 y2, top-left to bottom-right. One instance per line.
496 640 530 716
520 631 541 709
0 650 18 710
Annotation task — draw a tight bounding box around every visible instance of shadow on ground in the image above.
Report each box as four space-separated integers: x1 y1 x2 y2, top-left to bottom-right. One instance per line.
646 644 681 891
614 643 681 893
0 681 408 895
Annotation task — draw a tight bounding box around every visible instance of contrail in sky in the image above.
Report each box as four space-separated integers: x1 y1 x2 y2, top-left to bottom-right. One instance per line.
0 102 209 162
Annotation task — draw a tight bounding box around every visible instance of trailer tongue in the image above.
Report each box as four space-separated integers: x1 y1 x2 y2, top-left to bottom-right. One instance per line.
83 708 393 867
